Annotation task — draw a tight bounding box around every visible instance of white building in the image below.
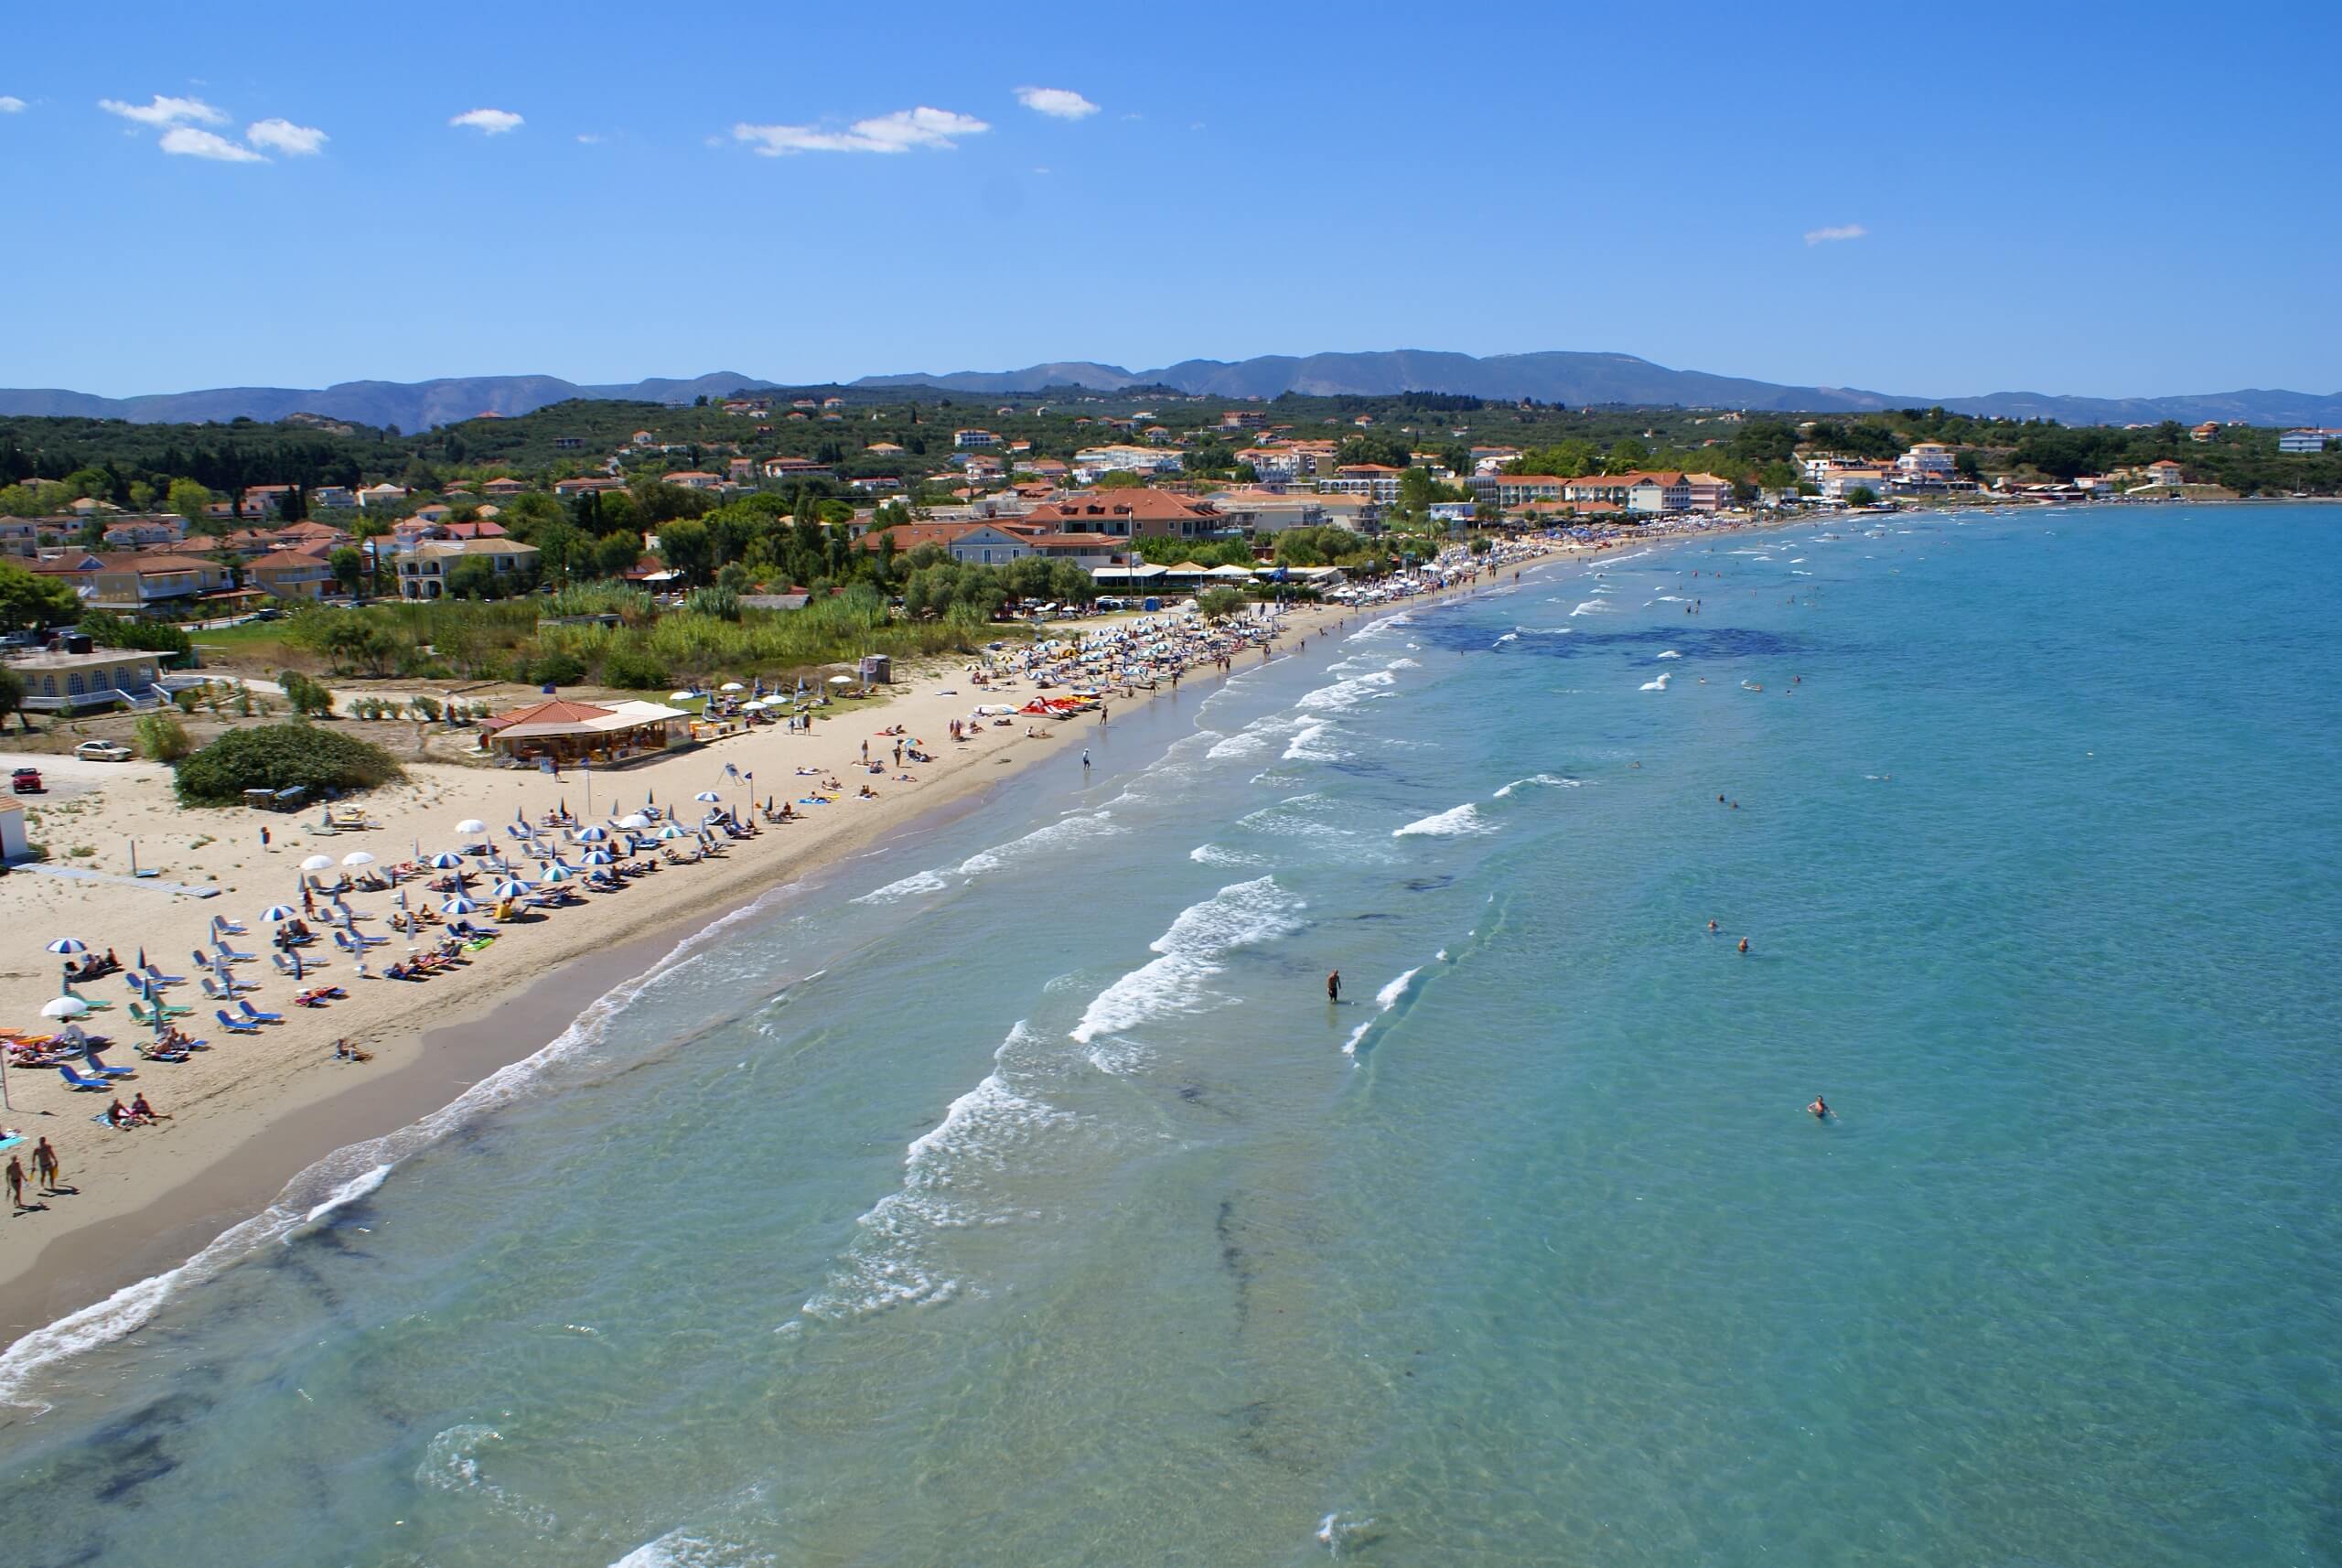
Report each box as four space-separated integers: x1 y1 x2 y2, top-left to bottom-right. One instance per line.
2279 428 2338 455
952 428 1001 448
1897 442 1957 478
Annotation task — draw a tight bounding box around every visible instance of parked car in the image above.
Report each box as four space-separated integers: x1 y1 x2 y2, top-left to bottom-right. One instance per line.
74 740 134 762
11 767 44 793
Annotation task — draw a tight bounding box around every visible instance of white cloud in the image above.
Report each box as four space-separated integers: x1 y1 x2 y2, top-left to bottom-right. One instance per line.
575 132 603 145
0 96 26 114
160 126 267 163
1804 222 1868 245
246 118 327 156
99 93 226 127
1015 86 1098 120
449 107 523 134
734 105 989 156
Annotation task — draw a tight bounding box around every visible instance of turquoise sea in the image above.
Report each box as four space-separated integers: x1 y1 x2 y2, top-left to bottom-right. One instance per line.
0 505 2335 1567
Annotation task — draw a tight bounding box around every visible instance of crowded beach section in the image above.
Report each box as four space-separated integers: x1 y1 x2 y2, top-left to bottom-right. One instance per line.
0 541 1552 1331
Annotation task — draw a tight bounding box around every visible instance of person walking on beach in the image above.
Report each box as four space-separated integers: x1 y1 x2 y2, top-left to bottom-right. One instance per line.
5 1155 26 1212
1080 748 1090 770
1327 969 1342 1003
31 1137 59 1192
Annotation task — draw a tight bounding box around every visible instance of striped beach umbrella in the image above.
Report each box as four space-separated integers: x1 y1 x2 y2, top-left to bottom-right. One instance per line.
45 938 89 955
257 904 299 923
424 851 465 869
440 896 481 916
490 879 533 900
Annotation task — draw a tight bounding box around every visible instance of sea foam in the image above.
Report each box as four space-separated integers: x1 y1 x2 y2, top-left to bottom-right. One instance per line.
1394 803 1495 838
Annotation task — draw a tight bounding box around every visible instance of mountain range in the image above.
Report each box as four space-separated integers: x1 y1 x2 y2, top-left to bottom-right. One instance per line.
4 353 2337 431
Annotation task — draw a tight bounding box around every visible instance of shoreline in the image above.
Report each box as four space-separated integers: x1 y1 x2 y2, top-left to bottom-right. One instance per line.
0 567 1557 1397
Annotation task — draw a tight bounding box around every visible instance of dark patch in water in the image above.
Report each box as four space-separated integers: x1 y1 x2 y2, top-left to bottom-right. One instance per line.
1351 912 1396 922
1404 875 1454 892
1216 1197 1253 1324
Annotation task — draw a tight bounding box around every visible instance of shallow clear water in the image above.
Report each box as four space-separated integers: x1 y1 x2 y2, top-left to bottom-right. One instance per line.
1 507 2336 1568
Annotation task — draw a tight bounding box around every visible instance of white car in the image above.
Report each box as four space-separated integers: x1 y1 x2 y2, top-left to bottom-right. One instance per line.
74 740 134 762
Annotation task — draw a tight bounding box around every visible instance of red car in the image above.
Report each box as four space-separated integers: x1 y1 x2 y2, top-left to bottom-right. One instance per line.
11 767 43 794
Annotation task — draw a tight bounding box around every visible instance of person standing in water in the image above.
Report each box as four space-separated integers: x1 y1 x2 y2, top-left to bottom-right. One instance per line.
1327 970 1341 1003
1808 1095 1831 1120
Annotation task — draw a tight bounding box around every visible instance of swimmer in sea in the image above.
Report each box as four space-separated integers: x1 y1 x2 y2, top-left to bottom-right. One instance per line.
1808 1095 1830 1120
1737 937 1749 953
1707 920 1719 933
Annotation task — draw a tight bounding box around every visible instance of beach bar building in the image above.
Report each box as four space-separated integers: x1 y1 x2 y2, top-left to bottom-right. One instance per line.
479 698 691 767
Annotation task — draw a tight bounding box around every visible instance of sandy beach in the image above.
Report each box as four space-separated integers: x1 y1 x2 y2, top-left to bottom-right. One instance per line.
0 562 1566 1355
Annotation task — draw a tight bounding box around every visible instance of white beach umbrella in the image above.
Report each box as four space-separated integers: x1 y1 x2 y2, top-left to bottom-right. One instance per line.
669 692 695 703
719 681 745 693
618 813 650 831
340 850 377 867
828 674 854 686
40 996 89 1020
299 854 337 872
440 896 482 916
258 904 299 923
742 699 768 712
44 938 89 956
454 818 488 837
490 878 534 899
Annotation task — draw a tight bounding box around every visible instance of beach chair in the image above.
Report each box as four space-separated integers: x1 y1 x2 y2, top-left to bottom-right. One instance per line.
209 940 258 963
234 1000 285 1026
209 915 248 937
80 1049 135 1079
271 951 328 979
215 1008 262 1036
199 973 257 1000
59 985 113 1012
129 999 190 1026
55 1064 113 1091
137 964 188 989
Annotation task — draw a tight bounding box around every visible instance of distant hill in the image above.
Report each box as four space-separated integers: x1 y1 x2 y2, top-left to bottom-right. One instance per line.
0 373 783 433
859 349 2342 428
6 354 2339 430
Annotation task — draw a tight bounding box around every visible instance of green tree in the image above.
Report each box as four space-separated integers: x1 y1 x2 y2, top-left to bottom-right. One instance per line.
1606 437 1651 474
328 545 367 597
0 560 81 631
1196 585 1248 621
0 664 26 733
166 478 215 528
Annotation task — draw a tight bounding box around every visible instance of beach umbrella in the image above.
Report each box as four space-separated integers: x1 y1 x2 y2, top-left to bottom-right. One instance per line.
454 818 488 837
582 849 613 866
440 896 482 916
44 938 89 956
341 850 376 868
491 879 533 899
618 813 650 830
657 823 687 841
299 854 336 872
742 698 768 712
669 692 694 703
719 681 745 693
693 790 722 803
538 864 574 884
828 674 854 686
41 996 89 1021
257 904 299 923
424 852 465 870
575 824 609 843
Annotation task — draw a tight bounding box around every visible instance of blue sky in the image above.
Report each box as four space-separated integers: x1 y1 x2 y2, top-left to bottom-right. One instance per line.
8 2 2338 400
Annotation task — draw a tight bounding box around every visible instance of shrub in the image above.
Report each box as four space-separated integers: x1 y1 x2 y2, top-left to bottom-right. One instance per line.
80 611 194 660
408 695 443 723
277 669 336 717
601 643 669 690
134 711 192 761
527 650 588 687
173 724 403 806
